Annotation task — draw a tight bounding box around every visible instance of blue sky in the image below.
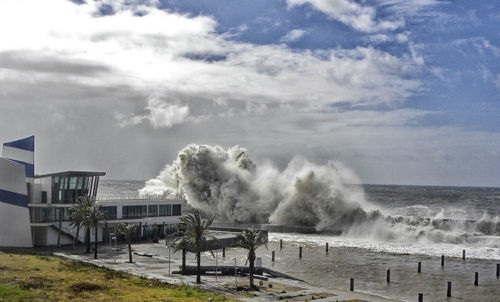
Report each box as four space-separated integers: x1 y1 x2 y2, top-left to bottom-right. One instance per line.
163 0 500 131
0 0 499 186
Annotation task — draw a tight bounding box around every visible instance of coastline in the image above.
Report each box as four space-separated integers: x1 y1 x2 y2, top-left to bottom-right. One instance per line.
52 242 401 302
7 232 499 301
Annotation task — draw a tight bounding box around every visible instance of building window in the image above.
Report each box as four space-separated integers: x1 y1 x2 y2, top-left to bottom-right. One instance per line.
37 207 69 223
101 206 117 220
122 205 147 219
41 191 47 203
69 176 78 190
148 205 158 217
172 204 181 216
159 204 171 216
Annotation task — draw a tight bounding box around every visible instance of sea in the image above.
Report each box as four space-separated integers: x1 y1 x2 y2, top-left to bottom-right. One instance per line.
99 180 500 301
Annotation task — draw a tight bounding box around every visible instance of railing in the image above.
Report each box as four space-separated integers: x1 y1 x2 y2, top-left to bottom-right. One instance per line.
96 194 179 202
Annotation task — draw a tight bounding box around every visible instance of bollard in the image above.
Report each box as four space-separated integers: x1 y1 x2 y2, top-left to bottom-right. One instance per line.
474 272 478 286
299 246 302 258
497 264 499 278
447 282 452 297
280 239 283 250
386 269 391 283
418 293 423 302
326 242 329 253
418 261 422 273
222 247 225 258
272 251 275 262
462 249 466 260
350 278 354 291
441 255 445 267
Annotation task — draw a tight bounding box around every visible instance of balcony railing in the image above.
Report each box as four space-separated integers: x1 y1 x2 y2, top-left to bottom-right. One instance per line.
96 194 179 202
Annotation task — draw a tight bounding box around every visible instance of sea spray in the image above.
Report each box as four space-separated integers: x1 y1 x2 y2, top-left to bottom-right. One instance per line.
139 144 500 247
139 144 373 232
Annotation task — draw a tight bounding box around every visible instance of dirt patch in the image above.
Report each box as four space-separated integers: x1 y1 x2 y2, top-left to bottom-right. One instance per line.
19 276 51 290
69 281 107 293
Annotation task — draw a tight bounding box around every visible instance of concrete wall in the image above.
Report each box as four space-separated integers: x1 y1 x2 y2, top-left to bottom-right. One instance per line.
46 225 75 246
0 158 33 247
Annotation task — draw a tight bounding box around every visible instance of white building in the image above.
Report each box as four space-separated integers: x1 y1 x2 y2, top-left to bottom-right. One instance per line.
0 136 182 247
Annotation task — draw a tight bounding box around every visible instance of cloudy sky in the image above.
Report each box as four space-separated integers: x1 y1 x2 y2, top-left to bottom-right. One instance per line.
1 0 499 186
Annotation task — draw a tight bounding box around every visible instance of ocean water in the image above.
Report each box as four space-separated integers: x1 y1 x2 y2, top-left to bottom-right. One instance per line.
99 180 500 260
99 180 500 300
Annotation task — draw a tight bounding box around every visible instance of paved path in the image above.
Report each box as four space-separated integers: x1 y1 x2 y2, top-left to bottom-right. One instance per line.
54 242 402 302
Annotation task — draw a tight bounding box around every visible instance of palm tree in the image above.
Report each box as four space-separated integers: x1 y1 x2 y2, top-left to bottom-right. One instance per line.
173 225 188 272
174 210 215 284
86 203 104 259
117 223 136 263
69 196 92 249
234 228 268 289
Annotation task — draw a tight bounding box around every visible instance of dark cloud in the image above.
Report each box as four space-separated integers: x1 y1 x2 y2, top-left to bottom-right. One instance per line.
0 51 111 76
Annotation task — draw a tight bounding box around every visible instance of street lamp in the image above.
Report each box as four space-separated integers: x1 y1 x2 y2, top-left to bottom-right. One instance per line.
211 250 219 282
111 236 117 263
215 251 218 282
232 257 237 289
165 240 172 275
168 244 171 275
109 233 114 249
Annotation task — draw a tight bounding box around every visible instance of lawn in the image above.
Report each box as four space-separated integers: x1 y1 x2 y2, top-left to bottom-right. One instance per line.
0 250 235 302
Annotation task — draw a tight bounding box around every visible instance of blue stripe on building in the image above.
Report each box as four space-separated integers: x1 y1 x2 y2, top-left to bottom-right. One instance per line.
3 135 35 152
8 159 34 178
0 188 28 208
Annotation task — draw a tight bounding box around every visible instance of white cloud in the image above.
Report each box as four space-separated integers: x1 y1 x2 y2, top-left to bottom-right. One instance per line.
287 0 404 33
117 97 190 128
364 33 408 44
379 0 446 15
0 0 421 112
280 29 307 42
408 43 425 65
495 74 500 90
452 37 500 57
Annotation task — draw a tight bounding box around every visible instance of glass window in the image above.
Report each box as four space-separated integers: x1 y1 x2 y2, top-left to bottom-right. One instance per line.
76 177 82 190
69 177 78 190
122 205 147 219
148 205 158 217
101 206 117 220
159 204 171 216
172 204 181 216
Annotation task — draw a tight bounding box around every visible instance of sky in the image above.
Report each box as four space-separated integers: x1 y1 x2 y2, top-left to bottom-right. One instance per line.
0 0 499 187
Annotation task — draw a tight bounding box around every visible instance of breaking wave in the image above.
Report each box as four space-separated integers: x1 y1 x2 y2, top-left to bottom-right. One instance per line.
139 144 374 233
140 144 500 247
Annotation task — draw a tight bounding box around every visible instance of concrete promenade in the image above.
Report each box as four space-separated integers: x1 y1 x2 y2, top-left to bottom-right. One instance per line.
54 240 401 302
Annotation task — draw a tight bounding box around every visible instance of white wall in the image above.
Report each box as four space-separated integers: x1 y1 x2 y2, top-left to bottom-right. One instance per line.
46 225 73 246
0 158 33 247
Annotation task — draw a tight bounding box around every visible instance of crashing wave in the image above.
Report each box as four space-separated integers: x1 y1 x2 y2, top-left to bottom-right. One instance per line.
140 144 500 246
139 144 372 232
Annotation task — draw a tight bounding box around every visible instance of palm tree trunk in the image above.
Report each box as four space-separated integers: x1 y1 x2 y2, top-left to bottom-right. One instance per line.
128 241 132 263
196 249 201 284
94 226 98 259
182 249 186 272
74 225 80 249
249 251 255 288
86 227 91 254
57 213 62 248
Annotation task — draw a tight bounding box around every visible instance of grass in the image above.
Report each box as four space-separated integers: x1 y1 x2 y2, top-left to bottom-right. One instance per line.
0 251 236 302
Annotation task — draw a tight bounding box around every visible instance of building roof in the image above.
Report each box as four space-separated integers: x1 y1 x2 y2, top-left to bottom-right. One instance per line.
35 171 106 178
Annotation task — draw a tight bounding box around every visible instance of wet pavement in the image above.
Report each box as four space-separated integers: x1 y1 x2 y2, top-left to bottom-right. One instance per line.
54 239 401 302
